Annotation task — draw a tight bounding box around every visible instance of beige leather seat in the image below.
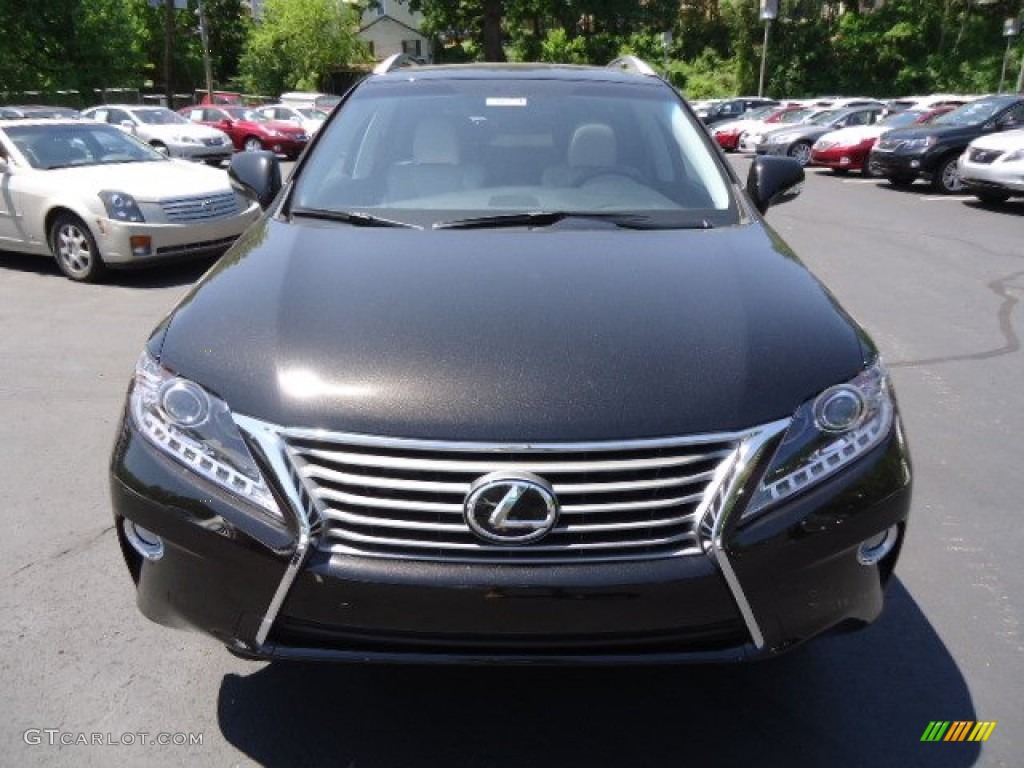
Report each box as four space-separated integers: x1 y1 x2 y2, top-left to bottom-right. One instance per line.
386 118 481 202
543 122 619 187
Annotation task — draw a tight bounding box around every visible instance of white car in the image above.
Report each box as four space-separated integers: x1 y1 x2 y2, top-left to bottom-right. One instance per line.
958 128 1024 204
258 104 328 135
0 119 260 281
81 104 234 164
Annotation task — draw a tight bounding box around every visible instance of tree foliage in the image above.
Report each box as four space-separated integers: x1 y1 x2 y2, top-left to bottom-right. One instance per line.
2 0 1022 103
238 0 371 95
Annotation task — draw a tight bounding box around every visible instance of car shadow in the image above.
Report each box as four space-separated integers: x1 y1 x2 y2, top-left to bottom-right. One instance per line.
217 579 979 767
962 199 1024 216
0 249 215 289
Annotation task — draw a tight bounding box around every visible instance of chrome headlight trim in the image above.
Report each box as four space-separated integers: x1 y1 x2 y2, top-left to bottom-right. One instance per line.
742 359 894 522
128 351 281 518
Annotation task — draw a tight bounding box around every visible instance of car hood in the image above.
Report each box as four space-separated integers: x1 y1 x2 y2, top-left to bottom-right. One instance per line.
772 125 833 142
45 160 234 201
137 122 226 140
967 127 1024 151
713 118 760 133
882 122 984 142
263 120 306 135
817 124 887 145
155 218 869 442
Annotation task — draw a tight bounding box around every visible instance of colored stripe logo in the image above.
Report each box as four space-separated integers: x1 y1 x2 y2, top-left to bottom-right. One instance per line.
921 721 997 742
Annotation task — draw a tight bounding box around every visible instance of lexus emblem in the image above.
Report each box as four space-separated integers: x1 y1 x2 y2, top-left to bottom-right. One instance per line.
464 471 559 544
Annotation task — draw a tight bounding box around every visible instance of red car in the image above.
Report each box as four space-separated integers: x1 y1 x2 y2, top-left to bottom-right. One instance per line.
810 106 955 176
711 105 807 152
179 105 310 160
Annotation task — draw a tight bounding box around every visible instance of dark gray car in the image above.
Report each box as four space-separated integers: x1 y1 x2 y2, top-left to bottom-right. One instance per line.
756 106 884 166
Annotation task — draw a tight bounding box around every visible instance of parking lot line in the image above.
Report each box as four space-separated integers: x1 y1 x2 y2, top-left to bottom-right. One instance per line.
919 195 974 202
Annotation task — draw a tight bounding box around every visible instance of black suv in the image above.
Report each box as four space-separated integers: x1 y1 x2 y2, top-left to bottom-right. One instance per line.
110 56 912 664
702 97 779 126
869 95 1024 193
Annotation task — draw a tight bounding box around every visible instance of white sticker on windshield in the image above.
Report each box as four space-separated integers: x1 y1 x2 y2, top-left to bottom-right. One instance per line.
486 97 528 107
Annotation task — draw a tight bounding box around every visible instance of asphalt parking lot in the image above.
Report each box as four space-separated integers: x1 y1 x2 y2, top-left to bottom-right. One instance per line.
1 159 1021 767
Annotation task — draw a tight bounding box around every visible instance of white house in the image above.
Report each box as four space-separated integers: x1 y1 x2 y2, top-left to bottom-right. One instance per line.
357 1 431 64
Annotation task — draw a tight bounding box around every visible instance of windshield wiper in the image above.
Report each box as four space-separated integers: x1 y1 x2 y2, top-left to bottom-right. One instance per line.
290 207 421 229
433 211 712 231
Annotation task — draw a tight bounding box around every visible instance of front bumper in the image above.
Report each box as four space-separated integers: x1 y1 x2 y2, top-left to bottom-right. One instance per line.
110 409 912 664
261 136 308 157
168 141 234 163
811 145 870 170
867 148 936 180
755 142 793 157
713 132 743 151
93 203 260 265
958 159 1024 194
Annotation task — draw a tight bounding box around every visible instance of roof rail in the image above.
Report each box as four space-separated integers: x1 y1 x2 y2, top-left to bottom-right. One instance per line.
373 53 420 75
606 56 659 77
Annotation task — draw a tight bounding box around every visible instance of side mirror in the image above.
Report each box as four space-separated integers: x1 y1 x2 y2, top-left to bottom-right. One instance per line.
228 150 282 209
746 156 805 215
0 158 9 175
219 118 234 128
120 120 135 134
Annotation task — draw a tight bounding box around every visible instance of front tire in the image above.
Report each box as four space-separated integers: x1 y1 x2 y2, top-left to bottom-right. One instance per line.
243 137 263 152
862 156 882 178
931 154 965 194
150 141 169 156
788 141 812 167
50 213 105 282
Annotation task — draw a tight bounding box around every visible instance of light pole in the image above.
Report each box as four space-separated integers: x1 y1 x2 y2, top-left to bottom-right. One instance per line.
197 0 215 104
999 17 1020 92
758 0 778 98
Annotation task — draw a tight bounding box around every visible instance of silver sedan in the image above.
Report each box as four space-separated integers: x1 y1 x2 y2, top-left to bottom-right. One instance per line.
0 119 259 281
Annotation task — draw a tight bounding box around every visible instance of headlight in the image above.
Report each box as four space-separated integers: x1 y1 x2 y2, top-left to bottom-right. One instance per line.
129 351 280 518
768 133 792 145
177 135 200 144
747 133 763 144
1002 149 1024 162
99 191 145 223
901 136 936 151
742 359 894 521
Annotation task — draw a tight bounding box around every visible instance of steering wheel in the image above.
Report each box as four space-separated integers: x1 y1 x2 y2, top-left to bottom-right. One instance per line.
571 165 645 187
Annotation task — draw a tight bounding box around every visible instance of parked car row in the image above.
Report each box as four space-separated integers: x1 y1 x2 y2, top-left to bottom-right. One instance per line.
711 93 1024 200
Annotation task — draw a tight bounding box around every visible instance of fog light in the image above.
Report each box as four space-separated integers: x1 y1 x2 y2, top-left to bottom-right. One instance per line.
840 156 850 165
857 524 898 565
124 519 164 561
910 160 920 169
130 236 152 256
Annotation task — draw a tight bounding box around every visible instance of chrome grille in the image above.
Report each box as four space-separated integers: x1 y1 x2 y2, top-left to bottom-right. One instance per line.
968 148 1002 165
280 431 743 564
161 192 241 223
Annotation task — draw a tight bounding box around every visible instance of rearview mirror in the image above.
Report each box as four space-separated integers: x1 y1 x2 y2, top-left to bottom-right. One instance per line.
228 151 282 209
746 156 805 214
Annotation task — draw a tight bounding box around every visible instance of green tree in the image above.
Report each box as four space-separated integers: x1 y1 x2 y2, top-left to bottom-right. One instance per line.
0 0 145 99
239 0 371 95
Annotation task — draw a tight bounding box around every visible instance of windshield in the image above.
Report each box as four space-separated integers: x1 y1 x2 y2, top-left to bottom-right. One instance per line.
291 77 737 229
298 108 328 120
133 108 189 125
224 107 268 122
809 109 842 125
745 106 776 121
776 108 812 124
5 123 166 169
879 110 925 128
933 100 1006 126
